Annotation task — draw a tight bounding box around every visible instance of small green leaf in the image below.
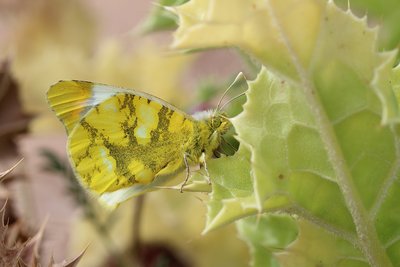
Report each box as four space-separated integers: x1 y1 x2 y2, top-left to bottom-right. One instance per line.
141 0 189 33
205 147 256 233
237 215 298 267
205 146 292 233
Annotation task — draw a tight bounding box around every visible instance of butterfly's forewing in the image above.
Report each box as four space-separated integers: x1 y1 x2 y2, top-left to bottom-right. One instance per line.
47 81 122 134
48 81 195 197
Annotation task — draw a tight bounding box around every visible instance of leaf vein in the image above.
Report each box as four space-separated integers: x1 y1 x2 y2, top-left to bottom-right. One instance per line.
369 125 400 220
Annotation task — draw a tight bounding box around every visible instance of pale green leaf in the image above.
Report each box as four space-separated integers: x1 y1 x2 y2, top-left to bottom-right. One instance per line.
140 0 189 33
392 64 400 101
204 147 256 233
334 0 400 54
275 219 366 267
204 147 291 233
173 0 400 266
237 215 298 267
234 66 399 266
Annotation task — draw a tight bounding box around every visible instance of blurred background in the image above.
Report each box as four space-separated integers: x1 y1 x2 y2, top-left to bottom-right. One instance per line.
0 1 251 266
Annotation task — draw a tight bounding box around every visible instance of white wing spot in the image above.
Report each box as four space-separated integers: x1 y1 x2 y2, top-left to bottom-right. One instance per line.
103 102 118 112
136 125 149 139
138 104 156 124
99 148 113 172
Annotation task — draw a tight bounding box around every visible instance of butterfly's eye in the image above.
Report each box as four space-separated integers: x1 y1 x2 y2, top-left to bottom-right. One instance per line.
211 117 222 129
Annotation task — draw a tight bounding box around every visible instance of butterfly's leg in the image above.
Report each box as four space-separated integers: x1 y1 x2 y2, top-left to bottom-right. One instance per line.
181 153 190 193
200 152 211 185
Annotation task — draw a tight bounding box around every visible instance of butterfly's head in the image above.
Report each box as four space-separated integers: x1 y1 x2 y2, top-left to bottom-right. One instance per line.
210 113 231 135
193 110 233 157
193 110 232 136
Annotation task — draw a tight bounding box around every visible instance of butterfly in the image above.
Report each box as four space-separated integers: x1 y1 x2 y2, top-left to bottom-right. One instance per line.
47 80 234 206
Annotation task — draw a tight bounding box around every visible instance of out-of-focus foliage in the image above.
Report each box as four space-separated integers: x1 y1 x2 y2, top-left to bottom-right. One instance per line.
9 0 96 114
140 0 189 33
0 160 22 181
6 0 194 134
68 189 249 267
0 0 248 267
28 38 194 135
93 40 194 105
1 1 249 266
173 0 400 266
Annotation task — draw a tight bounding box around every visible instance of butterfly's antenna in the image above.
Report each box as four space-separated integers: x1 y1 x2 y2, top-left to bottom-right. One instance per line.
216 84 234 112
218 92 246 111
216 72 246 114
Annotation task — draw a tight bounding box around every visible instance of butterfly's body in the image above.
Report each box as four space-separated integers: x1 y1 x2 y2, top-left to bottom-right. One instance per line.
47 81 231 204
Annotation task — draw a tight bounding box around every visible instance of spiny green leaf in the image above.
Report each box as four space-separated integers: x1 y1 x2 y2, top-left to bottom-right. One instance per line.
204 146 294 233
204 147 256 233
235 65 399 266
391 64 400 101
173 0 399 123
175 1 400 265
334 0 400 54
275 219 366 267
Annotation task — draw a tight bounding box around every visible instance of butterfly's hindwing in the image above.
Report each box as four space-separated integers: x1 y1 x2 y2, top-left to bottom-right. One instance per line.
67 90 195 193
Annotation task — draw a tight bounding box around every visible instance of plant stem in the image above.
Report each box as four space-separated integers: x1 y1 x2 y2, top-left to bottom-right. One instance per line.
133 195 145 256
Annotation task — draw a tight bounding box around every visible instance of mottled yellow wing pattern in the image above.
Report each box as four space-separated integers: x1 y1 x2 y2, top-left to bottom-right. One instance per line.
47 81 195 195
